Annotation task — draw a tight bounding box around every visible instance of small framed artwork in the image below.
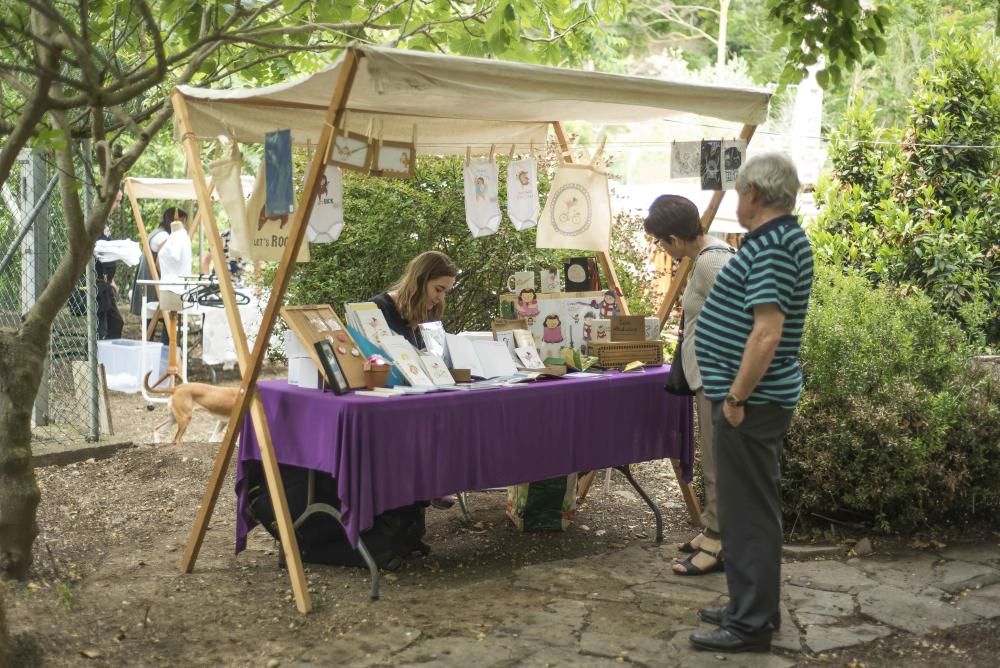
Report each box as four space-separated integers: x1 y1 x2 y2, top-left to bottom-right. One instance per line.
372 140 415 179
328 130 372 172
314 340 349 395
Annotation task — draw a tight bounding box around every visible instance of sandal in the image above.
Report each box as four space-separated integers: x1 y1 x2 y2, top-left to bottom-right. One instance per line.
673 548 725 576
677 538 700 554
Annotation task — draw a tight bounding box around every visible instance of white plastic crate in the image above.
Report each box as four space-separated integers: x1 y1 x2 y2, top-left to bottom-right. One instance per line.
97 339 164 393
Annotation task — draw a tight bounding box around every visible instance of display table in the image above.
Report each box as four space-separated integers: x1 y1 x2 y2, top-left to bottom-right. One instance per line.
236 368 694 554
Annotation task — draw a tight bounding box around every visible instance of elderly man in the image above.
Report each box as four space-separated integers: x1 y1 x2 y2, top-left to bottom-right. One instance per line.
689 153 814 653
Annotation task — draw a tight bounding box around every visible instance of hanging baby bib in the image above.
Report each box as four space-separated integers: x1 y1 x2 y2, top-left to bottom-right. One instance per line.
306 164 345 244
536 159 611 253
506 156 539 231
463 157 501 238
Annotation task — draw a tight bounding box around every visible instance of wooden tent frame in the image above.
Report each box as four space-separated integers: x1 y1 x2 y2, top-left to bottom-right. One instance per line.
173 47 761 613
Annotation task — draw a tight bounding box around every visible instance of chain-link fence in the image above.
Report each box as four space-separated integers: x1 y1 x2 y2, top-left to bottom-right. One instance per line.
0 150 105 446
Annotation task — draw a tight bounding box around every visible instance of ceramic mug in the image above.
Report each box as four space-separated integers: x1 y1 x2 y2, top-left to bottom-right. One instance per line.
507 270 535 293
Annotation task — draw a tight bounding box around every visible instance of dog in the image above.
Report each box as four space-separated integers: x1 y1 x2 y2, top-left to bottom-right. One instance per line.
143 372 240 444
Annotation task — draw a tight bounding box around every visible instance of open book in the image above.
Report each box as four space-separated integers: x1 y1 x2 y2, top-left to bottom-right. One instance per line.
445 333 519 379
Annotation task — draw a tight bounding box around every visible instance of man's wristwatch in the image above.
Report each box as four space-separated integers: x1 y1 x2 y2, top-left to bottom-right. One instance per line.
725 392 747 408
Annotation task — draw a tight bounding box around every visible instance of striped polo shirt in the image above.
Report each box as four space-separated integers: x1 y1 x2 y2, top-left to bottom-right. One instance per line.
694 214 814 408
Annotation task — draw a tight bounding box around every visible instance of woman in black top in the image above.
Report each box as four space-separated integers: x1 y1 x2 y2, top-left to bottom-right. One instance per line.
372 250 457 348
373 250 459 510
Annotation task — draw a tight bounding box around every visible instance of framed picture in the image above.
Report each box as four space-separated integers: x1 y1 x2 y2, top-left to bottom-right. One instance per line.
328 130 372 172
281 305 367 389
372 139 415 178
314 340 349 395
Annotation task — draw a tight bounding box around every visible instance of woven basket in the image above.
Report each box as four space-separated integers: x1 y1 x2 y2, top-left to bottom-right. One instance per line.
588 341 664 368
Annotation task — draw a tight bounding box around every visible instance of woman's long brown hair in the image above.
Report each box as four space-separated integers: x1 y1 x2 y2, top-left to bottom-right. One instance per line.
389 250 458 325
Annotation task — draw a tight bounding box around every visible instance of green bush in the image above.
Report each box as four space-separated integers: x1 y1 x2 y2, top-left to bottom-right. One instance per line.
283 155 659 332
812 32 1000 347
782 263 1000 533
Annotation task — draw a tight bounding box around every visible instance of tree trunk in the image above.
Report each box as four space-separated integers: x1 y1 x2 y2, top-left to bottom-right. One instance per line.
717 0 731 68
0 329 45 580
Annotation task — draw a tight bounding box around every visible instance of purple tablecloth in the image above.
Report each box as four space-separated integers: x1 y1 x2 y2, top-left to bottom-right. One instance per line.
235 368 694 551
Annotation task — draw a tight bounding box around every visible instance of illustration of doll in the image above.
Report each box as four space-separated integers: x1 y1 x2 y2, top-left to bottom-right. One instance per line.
475 176 487 201
517 170 530 187
599 290 619 318
583 311 596 342
541 313 564 360
516 288 540 320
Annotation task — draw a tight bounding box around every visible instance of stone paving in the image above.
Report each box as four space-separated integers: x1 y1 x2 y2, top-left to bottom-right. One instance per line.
305 536 1000 667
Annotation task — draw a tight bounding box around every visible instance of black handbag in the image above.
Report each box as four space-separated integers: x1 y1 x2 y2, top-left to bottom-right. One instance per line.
665 314 695 396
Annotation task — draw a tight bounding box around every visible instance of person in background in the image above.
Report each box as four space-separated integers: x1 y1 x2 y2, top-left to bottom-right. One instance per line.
131 207 186 317
95 189 125 339
644 194 734 577
372 250 458 509
689 153 814 654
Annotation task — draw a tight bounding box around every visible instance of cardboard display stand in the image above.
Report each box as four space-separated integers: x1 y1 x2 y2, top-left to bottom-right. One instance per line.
172 45 769 613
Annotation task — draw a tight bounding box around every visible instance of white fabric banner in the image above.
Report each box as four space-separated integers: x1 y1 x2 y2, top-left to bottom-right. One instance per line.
535 163 611 253
463 157 501 238
244 168 310 263
506 157 539 231
307 165 345 244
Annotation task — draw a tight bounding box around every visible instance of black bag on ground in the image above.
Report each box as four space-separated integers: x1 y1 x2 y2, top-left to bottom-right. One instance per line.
245 463 429 570
665 314 694 396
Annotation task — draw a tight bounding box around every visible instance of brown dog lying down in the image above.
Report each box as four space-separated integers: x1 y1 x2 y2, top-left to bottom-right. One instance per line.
143 372 240 444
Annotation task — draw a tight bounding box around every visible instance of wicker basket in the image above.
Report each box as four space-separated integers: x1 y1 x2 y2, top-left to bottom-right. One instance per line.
588 341 664 368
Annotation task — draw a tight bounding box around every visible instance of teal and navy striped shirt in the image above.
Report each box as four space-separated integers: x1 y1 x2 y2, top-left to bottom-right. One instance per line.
694 215 813 408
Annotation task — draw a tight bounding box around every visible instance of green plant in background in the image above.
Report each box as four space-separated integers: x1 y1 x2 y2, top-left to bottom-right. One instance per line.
281 155 661 334
783 264 1000 533
811 31 1000 347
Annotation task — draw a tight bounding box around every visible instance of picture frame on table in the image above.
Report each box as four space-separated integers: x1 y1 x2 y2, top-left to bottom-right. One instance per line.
328 130 373 172
314 339 350 395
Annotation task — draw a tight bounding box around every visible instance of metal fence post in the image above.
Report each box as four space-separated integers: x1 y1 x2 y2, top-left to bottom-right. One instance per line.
19 150 50 426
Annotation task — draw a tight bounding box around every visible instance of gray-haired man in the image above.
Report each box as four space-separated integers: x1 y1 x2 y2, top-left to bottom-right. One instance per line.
689 153 814 653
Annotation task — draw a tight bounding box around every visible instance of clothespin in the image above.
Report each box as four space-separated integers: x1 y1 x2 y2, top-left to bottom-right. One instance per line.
465 145 471 166
529 139 535 158
488 144 495 162
508 143 516 159
306 138 313 161
411 123 418 147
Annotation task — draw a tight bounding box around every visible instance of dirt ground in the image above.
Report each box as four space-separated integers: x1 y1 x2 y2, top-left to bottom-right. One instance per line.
5 372 999 667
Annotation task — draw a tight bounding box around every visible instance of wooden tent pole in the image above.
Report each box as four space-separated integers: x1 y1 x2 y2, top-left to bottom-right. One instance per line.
551 123 630 317
551 122 639 505
125 179 165 342
655 124 758 330
174 47 361 614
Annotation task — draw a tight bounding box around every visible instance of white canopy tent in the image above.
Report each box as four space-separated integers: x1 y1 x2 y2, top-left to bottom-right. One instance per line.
172 46 773 613
176 45 770 153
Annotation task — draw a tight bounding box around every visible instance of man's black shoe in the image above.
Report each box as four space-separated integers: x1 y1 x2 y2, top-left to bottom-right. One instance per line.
698 607 724 626
689 628 771 653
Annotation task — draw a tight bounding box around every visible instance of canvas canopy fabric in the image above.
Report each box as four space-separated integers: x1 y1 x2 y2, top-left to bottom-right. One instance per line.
124 176 255 201
175 46 771 155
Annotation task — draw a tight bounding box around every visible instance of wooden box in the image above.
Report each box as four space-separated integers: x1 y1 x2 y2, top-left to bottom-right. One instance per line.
587 341 664 369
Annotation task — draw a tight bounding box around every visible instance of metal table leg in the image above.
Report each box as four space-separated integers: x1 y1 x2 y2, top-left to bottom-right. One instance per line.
289 471 381 600
614 465 663 543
